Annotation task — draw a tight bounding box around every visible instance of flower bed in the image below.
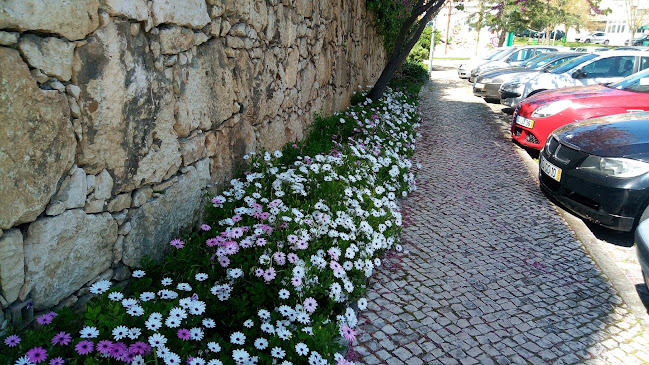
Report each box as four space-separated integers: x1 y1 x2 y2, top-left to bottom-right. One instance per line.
1 88 421 365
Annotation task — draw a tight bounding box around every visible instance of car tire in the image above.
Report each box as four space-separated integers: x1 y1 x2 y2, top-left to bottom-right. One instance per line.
604 40 609 45
585 39 591 43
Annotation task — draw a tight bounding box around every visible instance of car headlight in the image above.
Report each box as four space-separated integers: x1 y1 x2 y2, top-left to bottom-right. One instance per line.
531 100 572 118
579 156 649 178
480 77 492 84
500 83 523 93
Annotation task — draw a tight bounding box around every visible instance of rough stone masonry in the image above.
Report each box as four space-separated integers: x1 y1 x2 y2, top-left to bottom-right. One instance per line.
0 0 386 326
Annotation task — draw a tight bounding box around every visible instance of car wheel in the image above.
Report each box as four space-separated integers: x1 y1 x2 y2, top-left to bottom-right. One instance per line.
604 40 609 45
585 39 591 43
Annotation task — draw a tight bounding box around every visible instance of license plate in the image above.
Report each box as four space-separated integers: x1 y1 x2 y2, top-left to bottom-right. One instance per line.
540 156 562 182
516 115 534 128
474 82 485 89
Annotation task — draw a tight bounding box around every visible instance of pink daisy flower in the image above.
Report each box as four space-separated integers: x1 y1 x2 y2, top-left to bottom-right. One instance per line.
129 341 151 356
170 239 185 249
206 238 219 247
49 357 64 365
303 297 318 313
75 340 94 355
200 224 211 231
177 328 191 341
341 324 357 343
97 340 113 354
51 331 71 346
27 346 47 363
263 267 277 282
4 334 20 347
291 276 302 287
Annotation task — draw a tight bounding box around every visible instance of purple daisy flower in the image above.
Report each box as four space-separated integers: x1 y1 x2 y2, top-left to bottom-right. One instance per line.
51 331 71 346
4 334 20 347
27 346 48 363
75 340 94 355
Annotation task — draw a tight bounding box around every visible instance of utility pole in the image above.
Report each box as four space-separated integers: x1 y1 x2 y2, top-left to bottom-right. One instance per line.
428 18 437 73
444 0 452 55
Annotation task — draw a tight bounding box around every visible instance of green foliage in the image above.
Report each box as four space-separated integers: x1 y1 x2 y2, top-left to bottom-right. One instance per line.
390 60 429 95
407 26 435 63
366 0 409 52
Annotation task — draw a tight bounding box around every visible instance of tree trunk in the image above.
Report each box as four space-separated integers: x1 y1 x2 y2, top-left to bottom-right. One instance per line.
498 28 507 47
366 1 445 101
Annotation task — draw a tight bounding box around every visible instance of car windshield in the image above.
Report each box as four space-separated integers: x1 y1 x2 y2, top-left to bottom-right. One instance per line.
486 49 508 60
548 53 598 74
519 53 556 68
608 68 649 93
490 48 516 61
539 55 578 71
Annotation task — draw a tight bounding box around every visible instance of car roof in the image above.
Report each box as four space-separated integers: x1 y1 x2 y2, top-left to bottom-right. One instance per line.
593 50 647 56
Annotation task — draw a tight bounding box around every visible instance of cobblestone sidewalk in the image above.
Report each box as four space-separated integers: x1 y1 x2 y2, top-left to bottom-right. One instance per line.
352 71 649 364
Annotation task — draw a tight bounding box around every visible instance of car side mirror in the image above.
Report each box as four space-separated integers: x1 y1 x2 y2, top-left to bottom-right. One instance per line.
572 69 587 79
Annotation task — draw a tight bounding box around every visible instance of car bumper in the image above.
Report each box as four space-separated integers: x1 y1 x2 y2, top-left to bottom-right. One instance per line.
501 96 522 108
636 220 649 289
473 83 502 99
539 152 649 232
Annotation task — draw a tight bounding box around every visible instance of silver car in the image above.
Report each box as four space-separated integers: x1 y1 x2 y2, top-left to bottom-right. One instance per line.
473 52 582 101
469 46 562 82
500 51 649 107
458 48 511 79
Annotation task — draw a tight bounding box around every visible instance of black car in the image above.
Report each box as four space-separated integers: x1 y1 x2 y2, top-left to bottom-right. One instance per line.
625 34 649 46
635 220 649 291
539 112 649 231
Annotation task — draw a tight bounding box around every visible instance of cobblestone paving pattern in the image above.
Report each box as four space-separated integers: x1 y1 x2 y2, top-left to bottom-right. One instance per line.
353 71 649 364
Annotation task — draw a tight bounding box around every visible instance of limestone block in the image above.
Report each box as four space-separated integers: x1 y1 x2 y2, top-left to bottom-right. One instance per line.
285 47 299 89
151 0 210 29
194 32 209 46
23 209 117 310
94 170 113 200
107 193 132 212
205 131 217 157
45 201 66 216
85 199 106 214
86 174 96 195
222 0 267 34
180 132 207 166
0 229 24 303
132 187 152 207
122 165 209 266
29 69 49 84
73 21 181 193
0 48 75 229
0 31 19 46
66 84 81 99
225 36 257 49
49 167 88 211
159 26 194 54
0 0 100 41
296 0 313 17
102 0 148 21
18 34 75 81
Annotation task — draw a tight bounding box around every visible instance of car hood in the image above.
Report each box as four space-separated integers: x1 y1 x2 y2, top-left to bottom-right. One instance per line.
553 112 649 160
523 84 619 107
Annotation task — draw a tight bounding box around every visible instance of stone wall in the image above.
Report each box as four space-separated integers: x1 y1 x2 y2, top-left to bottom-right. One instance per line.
0 0 386 325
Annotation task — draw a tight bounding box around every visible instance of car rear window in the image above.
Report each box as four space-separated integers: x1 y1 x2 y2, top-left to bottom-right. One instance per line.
549 53 598 74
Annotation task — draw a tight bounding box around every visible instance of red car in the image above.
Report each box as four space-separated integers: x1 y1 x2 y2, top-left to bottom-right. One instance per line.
511 67 649 150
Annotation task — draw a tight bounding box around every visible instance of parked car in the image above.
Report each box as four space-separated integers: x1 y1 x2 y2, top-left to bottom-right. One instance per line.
546 30 566 40
539 111 649 232
635 220 649 291
469 46 561 82
625 34 649 46
615 46 649 52
473 52 582 101
500 51 649 107
576 32 610 44
573 46 611 53
517 29 543 38
458 48 509 79
511 66 649 150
